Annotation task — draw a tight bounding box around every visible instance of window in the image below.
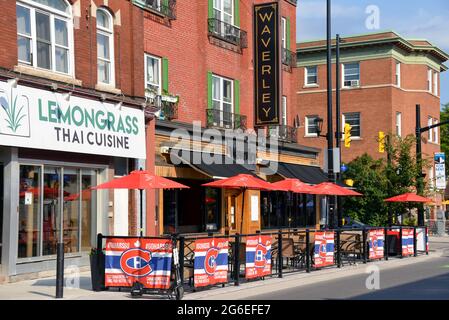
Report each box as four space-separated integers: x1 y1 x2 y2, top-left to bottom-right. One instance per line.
434 120 439 144
97 9 115 85
342 113 361 138
305 115 318 137
145 54 161 95
396 112 402 137
305 66 317 85
212 74 234 128
281 96 287 125
428 117 433 142
281 17 287 49
213 0 233 25
433 72 438 96
16 0 72 75
96 8 114 86
343 63 360 87
427 69 432 92
396 62 401 87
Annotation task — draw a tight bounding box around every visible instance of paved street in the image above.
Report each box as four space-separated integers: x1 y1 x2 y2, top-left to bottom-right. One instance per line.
0 237 448 300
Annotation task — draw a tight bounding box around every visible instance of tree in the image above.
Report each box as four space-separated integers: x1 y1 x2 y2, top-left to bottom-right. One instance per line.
441 103 449 176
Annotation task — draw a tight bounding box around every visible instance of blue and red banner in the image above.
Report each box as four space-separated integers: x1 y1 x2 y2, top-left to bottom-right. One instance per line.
368 229 385 260
401 228 414 256
314 232 334 268
105 238 172 289
194 238 229 288
245 236 272 279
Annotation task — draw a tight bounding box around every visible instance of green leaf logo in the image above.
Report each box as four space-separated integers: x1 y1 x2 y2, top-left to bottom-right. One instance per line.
1 90 26 133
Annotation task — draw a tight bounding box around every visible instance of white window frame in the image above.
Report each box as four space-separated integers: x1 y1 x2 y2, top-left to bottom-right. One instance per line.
96 8 115 87
305 66 318 86
434 119 439 144
305 115 318 137
428 117 433 142
281 17 287 49
433 72 438 96
213 0 234 25
212 74 234 128
342 113 361 138
396 112 402 137
395 62 401 87
144 53 162 96
17 0 74 76
427 68 432 92
342 62 360 88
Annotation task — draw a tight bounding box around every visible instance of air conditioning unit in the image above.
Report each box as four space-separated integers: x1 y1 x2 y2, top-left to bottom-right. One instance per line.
350 80 360 87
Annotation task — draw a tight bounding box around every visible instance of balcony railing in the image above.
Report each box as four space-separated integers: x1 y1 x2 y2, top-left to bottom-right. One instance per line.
206 109 247 131
208 18 248 49
133 0 177 20
267 125 298 143
158 100 178 120
282 48 297 68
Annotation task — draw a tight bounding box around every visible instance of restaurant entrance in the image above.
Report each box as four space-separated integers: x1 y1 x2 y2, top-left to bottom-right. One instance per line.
0 163 3 264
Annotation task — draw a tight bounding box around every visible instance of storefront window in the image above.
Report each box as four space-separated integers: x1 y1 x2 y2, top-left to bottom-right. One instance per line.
205 187 220 232
18 165 41 258
17 164 98 259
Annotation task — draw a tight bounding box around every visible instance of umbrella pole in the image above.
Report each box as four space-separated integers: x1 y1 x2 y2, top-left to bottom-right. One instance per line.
140 189 143 237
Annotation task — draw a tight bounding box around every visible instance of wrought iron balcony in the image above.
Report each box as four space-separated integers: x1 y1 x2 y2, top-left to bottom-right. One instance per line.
206 109 247 131
282 48 297 68
158 100 178 120
133 0 176 20
267 125 298 143
208 18 248 49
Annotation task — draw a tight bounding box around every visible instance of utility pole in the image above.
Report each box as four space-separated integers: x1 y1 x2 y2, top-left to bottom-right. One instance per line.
326 0 336 228
335 34 342 228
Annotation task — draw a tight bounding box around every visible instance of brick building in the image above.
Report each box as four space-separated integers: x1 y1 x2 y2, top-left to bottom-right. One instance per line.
296 31 448 216
0 0 148 280
139 0 326 237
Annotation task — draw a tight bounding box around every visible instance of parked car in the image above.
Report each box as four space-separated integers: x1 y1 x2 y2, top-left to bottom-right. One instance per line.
341 219 368 229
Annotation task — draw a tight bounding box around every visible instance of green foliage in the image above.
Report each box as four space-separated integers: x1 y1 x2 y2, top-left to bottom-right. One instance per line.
342 134 424 226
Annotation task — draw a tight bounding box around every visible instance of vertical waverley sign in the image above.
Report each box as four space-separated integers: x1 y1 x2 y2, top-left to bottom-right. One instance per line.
254 2 280 126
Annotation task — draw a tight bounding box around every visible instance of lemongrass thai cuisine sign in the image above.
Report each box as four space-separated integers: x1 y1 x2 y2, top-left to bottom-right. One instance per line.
0 81 146 159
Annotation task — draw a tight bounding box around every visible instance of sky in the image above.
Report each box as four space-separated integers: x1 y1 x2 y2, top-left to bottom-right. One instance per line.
296 0 449 106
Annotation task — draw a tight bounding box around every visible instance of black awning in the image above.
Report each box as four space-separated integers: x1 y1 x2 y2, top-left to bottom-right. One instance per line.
277 163 328 185
171 150 257 179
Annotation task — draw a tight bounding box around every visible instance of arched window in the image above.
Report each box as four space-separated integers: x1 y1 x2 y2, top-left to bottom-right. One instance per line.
16 0 73 74
96 8 115 86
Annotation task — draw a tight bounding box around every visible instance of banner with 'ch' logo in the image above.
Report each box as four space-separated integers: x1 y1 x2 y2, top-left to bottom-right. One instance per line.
194 238 229 288
314 232 335 268
245 235 272 279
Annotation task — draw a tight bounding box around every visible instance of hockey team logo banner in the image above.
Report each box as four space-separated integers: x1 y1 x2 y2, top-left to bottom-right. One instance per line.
314 231 334 268
194 238 229 288
401 228 414 256
245 235 272 279
105 238 172 289
368 229 384 260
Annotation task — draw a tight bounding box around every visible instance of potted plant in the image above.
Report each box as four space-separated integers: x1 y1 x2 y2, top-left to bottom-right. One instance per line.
89 247 105 291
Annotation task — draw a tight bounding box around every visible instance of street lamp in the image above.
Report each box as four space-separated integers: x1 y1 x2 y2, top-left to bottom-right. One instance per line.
314 117 325 137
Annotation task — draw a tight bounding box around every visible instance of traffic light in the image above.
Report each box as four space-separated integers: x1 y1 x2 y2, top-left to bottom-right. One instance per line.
379 131 385 153
344 123 352 148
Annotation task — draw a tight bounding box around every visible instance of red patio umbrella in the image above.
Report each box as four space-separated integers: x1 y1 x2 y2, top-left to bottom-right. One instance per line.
310 182 363 196
93 170 189 236
202 174 282 233
384 193 433 203
64 188 93 201
271 178 315 194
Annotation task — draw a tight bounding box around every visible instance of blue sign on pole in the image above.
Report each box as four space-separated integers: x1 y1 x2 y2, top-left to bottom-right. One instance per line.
341 164 348 173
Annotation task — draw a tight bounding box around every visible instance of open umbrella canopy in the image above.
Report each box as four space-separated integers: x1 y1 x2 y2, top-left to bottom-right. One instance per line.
92 170 190 190
202 174 280 191
384 193 433 203
271 178 314 194
310 182 363 196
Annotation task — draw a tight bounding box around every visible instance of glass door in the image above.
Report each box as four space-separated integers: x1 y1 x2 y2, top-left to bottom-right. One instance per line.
63 168 80 253
1 164 4 262
43 167 61 256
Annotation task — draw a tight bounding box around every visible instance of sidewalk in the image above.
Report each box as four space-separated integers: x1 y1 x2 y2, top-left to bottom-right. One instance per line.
0 240 446 300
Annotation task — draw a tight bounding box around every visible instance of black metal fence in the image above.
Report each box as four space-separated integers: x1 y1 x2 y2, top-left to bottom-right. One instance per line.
93 226 429 295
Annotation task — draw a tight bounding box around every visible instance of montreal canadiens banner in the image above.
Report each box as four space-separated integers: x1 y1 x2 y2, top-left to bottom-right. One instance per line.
105 238 172 289
314 232 334 268
194 238 229 288
401 228 414 256
368 229 385 260
245 235 272 279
